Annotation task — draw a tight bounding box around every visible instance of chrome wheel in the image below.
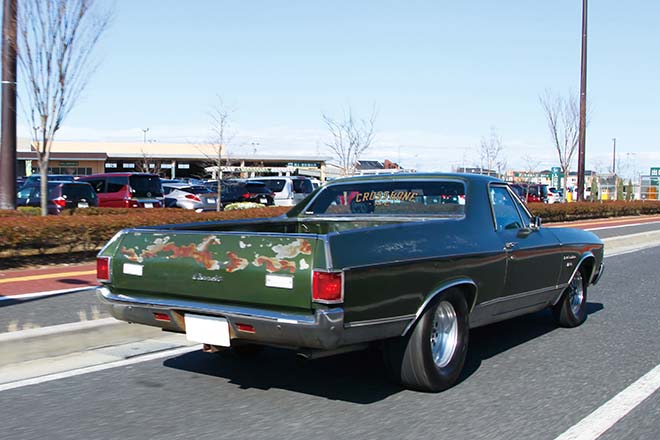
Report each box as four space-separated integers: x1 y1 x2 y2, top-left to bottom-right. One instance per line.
568 272 585 316
430 300 458 368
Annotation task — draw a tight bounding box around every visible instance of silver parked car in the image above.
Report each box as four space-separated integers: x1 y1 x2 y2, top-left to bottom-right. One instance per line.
163 183 218 211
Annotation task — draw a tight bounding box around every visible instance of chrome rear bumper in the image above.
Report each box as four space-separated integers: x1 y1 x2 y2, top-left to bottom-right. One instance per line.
97 287 344 350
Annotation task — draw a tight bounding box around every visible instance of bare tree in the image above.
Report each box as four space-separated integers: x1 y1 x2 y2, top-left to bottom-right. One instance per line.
17 0 111 215
521 153 542 201
478 127 503 177
323 106 377 176
539 89 580 199
135 148 162 175
199 96 235 211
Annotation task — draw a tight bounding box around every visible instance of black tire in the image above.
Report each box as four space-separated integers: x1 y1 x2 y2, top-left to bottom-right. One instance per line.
383 288 469 392
553 268 588 328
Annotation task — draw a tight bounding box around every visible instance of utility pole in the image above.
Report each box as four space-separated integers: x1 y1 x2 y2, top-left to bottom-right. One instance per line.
0 0 17 210
611 138 616 174
142 128 149 143
576 0 588 201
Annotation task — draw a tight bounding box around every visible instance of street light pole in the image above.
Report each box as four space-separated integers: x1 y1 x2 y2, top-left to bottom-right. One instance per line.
142 128 149 143
576 0 588 201
612 138 616 174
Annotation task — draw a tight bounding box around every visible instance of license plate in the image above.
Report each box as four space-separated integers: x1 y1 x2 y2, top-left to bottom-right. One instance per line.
77 202 89 208
144 203 153 208
259 198 267 204
184 314 230 346
206 198 216 203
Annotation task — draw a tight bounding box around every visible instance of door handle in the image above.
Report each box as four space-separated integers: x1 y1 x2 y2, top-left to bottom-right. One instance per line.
504 242 518 250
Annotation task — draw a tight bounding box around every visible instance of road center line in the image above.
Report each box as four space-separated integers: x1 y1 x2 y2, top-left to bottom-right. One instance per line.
0 269 96 284
554 363 660 440
0 345 201 392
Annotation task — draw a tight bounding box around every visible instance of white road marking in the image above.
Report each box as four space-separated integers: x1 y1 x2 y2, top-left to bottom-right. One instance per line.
0 286 96 301
0 345 200 392
585 221 660 232
554 363 660 440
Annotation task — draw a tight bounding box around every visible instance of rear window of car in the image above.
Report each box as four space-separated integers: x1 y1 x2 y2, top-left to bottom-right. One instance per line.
304 180 466 216
262 179 286 192
187 185 213 194
59 184 97 200
245 182 270 194
129 175 163 197
292 179 313 194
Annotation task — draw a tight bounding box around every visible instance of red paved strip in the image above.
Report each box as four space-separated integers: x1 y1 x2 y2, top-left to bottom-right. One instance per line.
0 263 98 297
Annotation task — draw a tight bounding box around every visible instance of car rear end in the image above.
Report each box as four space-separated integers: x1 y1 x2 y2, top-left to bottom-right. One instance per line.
54 182 98 212
128 174 164 208
96 230 343 350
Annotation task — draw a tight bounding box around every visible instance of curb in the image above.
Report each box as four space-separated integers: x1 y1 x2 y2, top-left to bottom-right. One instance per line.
0 317 163 367
602 230 660 256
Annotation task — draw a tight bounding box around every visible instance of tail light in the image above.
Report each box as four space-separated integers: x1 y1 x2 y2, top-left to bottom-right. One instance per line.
312 271 343 304
53 197 67 208
97 256 112 282
185 194 201 202
242 193 250 199
123 199 139 208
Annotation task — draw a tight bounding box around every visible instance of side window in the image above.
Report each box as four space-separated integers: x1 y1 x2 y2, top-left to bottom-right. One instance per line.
490 186 524 231
85 179 105 193
511 191 532 226
107 176 127 193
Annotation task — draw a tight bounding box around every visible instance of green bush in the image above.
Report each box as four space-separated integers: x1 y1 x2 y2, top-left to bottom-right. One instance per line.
0 206 289 255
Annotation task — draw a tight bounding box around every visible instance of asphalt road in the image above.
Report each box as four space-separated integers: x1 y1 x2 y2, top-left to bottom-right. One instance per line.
1 243 658 440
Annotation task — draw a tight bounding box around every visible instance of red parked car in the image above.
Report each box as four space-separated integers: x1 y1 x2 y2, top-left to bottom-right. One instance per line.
78 173 164 208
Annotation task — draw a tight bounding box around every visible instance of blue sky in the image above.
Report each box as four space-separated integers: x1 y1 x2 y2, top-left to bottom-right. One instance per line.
12 0 660 176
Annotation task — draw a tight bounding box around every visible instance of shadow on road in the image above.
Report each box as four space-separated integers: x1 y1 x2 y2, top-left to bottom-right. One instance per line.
163 302 604 403
0 287 96 307
459 302 604 384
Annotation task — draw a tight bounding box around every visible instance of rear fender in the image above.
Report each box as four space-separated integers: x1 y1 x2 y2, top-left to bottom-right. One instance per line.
401 277 477 336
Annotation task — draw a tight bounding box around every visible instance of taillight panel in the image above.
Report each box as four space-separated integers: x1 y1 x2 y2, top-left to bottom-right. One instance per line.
97 256 112 282
312 271 344 304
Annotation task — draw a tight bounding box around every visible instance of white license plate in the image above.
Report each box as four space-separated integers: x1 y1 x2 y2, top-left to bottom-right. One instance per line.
144 203 153 208
206 198 216 203
259 198 267 204
77 202 89 208
184 314 230 346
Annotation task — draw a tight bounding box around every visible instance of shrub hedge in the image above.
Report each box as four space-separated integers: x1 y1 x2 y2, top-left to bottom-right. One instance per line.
0 206 289 255
1 201 660 256
528 200 660 223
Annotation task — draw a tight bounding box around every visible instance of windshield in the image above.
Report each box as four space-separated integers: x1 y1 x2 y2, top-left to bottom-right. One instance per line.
302 180 466 216
129 175 163 197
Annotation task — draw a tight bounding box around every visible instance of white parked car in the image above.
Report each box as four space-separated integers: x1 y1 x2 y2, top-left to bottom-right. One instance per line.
547 187 561 204
244 176 314 206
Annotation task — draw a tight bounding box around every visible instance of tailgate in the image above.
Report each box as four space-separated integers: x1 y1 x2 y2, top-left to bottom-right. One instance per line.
109 231 323 310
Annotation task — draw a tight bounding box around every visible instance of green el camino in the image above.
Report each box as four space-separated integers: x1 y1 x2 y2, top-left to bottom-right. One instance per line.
96 173 604 392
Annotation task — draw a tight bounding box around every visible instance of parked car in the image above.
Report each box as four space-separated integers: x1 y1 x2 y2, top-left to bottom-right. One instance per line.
163 182 218 211
244 176 314 206
206 180 275 208
547 187 562 204
96 173 604 392
78 173 164 208
509 183 548 203
16 181 98 214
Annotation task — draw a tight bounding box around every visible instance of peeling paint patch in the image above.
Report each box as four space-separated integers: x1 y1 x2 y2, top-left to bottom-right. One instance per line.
226 252 248 272
272 239 313 259
299 259 309 270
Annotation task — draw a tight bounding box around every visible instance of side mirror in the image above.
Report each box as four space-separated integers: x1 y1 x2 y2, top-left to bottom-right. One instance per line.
531 216 542 230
